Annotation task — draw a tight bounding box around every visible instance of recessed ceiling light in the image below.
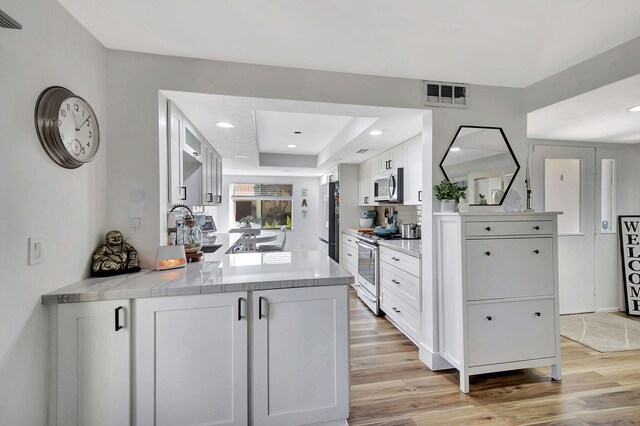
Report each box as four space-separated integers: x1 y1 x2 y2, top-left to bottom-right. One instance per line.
216 121 235 128
234 155 247 159
450 147 461 152
627 104 640 112
287 144 297 148
369 130 383 136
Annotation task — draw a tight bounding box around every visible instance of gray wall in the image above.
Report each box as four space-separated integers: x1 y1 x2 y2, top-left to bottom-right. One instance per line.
0 0 108 423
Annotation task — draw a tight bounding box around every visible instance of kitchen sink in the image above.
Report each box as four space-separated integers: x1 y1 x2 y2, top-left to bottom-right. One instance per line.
202 244 223 253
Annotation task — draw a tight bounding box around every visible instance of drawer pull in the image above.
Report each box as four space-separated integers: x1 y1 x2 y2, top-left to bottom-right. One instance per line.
391 279 400 285
347 253 352 257
535 312 541 317
392 307 401 313
485 226 492 231
484 251 491 256
533 249 540 254
533 225 540 230
391 257 400 261
486 316 492 321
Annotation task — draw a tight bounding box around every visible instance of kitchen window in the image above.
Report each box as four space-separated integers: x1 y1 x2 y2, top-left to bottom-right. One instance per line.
231 183 293 229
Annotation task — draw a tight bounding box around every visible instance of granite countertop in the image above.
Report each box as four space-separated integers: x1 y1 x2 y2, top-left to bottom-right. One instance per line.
376 239 421 258
42 233 353 304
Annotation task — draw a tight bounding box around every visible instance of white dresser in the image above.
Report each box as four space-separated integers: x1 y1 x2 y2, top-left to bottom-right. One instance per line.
435 212 561 393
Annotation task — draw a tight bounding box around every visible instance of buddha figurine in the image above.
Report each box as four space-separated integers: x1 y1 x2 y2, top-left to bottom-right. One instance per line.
91 230 141 276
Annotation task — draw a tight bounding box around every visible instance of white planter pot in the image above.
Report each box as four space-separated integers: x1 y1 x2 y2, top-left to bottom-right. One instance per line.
440 199 457 212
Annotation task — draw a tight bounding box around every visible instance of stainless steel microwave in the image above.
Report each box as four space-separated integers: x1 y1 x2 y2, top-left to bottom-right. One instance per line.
374 168 404 203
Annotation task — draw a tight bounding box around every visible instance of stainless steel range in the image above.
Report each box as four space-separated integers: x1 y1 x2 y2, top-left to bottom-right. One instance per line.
354 234 380 315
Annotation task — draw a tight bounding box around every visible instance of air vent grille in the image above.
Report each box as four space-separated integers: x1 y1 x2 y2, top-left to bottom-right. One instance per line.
0 9 22 30
356 149 369 154
424 81 468 108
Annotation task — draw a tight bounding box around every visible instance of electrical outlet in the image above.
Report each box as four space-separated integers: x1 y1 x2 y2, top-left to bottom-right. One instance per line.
28 236 45 265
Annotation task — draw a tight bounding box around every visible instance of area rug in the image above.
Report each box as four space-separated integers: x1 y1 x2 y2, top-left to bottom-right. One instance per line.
560 312 640 352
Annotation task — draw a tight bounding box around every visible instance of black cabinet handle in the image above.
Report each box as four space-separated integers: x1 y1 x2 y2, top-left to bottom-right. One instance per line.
392 307 401 313
329 174 333 182
347 253 352 257
485 251 491 256
418 190 422 202
216 195 222 203
181 186 187 201
535 312 541 317
258 296 267 320
115 306 124 331
391 279 400 285
533 249 540 254
207 192 213 203
485 226 491 231
391 257 400 261
364 196 368 204
238 297 246 321
533 225 540 230
486 316 492 321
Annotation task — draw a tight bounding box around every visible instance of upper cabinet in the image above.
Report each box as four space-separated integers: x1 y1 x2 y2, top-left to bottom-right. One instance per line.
403 135 423 205
167 100 223 206
321 165 340 184
358 135 422 206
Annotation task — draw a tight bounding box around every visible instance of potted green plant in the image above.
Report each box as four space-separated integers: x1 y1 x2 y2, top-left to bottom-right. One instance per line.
238 215 260 228
433 180 467 212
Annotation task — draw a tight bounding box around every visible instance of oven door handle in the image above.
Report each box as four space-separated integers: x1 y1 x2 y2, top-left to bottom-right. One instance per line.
356 240 378 251
356 283 378 303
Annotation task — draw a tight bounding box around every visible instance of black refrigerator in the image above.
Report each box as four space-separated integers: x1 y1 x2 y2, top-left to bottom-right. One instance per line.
319 181 339 262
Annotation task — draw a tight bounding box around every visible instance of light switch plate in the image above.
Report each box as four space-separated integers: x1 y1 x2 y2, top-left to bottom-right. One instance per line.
28 236 44 265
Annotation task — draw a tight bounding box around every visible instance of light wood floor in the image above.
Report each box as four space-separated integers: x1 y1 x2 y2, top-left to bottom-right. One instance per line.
348 289 640 425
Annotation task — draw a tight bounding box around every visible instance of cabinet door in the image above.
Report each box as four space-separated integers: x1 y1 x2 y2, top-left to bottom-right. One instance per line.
57 300 130 426
252 286 349 426
215 155 223 204
358 161 371 205
403 137 422 205
168 101 185 204
390 144 405 171
201 145 212 205
135 293 248 426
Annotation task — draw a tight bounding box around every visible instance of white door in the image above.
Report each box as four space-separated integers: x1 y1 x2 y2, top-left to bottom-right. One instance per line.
532 145 596 314
252 286 350 426
135 293 248 426
57 300 130 426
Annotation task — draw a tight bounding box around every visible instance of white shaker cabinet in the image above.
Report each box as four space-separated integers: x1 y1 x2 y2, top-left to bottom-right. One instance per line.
378 144 404 174
52 300 131 426
402 135 423 205
435 212 561 393
252 286 350 426
168 101 186 204
134 293 248 426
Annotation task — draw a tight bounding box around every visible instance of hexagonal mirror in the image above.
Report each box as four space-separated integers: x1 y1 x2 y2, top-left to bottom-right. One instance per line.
440 126 519 206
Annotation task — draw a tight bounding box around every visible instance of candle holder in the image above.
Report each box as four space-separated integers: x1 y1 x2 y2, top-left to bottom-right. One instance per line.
525 189 534 212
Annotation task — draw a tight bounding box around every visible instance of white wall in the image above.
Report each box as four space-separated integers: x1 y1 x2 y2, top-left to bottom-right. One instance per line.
0 0 108 423
211 175 320 251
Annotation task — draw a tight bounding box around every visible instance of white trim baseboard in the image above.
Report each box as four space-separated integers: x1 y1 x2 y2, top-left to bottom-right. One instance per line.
418 343 454 371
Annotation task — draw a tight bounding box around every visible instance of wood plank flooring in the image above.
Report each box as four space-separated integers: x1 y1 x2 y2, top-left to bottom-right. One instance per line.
347 289 640 425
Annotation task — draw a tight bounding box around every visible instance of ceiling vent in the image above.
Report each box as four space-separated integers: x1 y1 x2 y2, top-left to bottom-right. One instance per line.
424 81 468 108
356 149 369 154
0 9 21 29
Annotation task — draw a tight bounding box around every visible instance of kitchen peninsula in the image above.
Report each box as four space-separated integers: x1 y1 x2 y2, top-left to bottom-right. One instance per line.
43 233 352 426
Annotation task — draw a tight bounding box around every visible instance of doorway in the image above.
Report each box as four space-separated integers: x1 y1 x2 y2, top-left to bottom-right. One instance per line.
532 145 596 314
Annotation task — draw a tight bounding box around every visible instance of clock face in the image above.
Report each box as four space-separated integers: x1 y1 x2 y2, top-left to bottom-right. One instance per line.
57 96 97 162
35 86 100 169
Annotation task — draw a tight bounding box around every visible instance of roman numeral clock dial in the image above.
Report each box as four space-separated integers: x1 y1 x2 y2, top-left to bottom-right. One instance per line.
35 86 100 169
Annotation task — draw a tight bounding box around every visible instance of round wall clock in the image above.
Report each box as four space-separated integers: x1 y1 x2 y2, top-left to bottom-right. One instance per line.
34 86 100 169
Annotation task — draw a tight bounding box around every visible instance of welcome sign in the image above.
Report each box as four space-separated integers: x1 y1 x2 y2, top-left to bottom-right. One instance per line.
619 216 640 316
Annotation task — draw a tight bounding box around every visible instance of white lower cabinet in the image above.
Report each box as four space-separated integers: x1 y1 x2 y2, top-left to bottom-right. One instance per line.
135 292 248 426
252 286 350 426
435 212 561 393
53 300 131 426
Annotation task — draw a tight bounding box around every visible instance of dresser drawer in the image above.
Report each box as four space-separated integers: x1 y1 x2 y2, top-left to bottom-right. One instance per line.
342 242 358 263
343 233 358 249
467 299 556 367
466 238 554 300
380 262 420 310
466 221 554 237
380 287 421 341
380 247 421 277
